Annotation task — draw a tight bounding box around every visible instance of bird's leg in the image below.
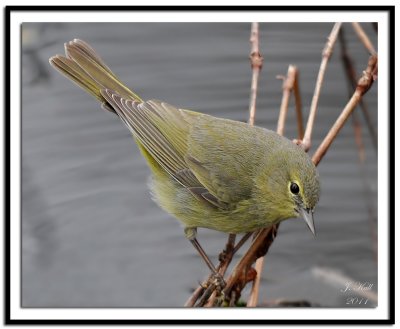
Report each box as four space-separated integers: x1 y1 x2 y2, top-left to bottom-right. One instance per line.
184 228 226 289
189 238 218 274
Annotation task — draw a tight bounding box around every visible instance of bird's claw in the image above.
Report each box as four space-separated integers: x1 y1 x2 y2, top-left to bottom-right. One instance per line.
211 272 226 291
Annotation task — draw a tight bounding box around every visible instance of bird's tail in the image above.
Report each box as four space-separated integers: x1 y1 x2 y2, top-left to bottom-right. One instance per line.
49 39 143 112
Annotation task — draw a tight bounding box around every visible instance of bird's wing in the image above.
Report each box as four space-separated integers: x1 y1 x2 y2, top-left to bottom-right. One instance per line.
184 113 264 205
101 89 259 209
100 89 196 185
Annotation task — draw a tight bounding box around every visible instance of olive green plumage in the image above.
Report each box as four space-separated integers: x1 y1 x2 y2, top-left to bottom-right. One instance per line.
49 39 320 240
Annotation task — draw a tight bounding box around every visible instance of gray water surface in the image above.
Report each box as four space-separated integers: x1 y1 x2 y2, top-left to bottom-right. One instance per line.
22 22 377 307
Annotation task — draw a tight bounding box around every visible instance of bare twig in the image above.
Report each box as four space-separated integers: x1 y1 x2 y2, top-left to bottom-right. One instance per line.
312 55 377 165
300 23 342 151
223 227 277 296
339 28 377 150
248 23 264 303
248 22 263 126
340 27 378 259
229 291 237 307
204 234 236 307
226 22 263 307
187 22 264 307
247 254 264 307
232 54 377 306
206 23 264 307
276 65 297 135
189 233 253 305
186 23 377 309
186 233 236 307
220 234 236 266
195 283 217 307
293 69 304 139
233 232 252 254
351 110 377 260
248 65 301 306
248 63 304 307
352 111 366 162
184 286 205 307
352 22 377 55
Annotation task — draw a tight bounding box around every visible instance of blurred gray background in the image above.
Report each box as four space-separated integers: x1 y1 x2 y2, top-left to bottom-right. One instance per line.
21 22 377 307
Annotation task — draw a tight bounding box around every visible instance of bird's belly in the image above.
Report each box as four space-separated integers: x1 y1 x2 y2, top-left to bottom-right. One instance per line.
150 176 276 234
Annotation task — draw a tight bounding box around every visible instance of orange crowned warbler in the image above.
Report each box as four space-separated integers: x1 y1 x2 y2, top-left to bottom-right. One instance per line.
50 39 320 280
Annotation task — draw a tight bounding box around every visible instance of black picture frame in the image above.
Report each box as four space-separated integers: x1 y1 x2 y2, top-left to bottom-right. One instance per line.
4 5 394 325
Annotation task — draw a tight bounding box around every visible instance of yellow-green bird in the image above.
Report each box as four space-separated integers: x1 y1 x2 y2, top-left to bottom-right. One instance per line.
49 39 320 278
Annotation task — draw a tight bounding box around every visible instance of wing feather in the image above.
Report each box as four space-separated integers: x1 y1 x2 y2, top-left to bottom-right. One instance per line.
101 89 204 191
100 89 262 210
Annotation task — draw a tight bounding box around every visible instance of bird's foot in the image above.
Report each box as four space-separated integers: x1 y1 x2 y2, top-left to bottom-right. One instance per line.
211 272 226 291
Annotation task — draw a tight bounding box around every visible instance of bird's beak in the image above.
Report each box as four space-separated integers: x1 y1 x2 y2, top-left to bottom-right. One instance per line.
299 207 315 236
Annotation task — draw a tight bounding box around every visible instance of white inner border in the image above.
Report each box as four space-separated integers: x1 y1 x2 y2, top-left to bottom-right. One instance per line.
9 9 389 321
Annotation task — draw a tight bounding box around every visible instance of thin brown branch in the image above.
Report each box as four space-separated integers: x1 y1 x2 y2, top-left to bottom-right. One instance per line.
186 23 377 309
216 233 236 278
248 22 263 126
206 23 264 307
246 230 264 307
358 94 378 150
276 65 297 136
339 27 377 150
204 234 236 307
191 232 253 305
223 227 277 297
184 286 205 307
293 69 304 140
232 54 377 307
186 233 237 307
227 22 263 307
229 291 237 307
350 90 377 262
195 283 217 307
248 65 300 306
352 111 366 163
301 22 342 151
352 22 377 55
312 55 377 165
351 111 377 260
204 289 220 307
187 23 264 307
233 232 252 254
247 256 263 307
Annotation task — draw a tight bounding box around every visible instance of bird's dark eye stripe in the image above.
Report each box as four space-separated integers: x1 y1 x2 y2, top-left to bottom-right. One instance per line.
290 182 300 194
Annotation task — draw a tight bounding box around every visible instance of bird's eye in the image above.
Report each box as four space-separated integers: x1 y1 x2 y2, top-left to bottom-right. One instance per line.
290 182 300 194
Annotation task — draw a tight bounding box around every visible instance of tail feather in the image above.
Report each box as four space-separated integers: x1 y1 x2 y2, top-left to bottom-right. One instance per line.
49 39 143 109
66 39 117 79
50 55 104 101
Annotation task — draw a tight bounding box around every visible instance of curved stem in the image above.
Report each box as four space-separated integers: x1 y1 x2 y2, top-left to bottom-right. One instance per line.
301 23 342 151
